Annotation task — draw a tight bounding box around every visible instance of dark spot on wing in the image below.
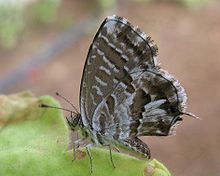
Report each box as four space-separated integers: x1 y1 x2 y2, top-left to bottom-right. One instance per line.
106 95 115 115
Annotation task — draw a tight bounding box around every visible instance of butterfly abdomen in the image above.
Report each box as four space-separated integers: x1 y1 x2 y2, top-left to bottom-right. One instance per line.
116 137 151 159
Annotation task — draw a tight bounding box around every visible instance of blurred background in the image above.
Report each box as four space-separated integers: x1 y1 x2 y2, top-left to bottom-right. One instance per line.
0 0 219 175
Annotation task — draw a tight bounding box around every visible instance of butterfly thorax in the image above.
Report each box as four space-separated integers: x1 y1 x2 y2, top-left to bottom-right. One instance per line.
66 113 90 140
66 113 106 146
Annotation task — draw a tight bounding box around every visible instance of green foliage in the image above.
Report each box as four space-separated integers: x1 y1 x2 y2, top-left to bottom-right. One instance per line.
179 0 214 8
129 0 214 8
0 0 61 49
97 0 117 9
32 0 61 24
0 91 171 176
0 6 25 49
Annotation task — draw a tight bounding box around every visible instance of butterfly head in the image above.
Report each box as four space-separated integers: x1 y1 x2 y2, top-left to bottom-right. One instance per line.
39 103 83 131
66 113 83 131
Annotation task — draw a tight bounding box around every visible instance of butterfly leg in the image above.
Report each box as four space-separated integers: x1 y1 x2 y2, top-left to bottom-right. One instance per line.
72 141 77 161
72 138 86 161
85 144 93 174
103 144 116 168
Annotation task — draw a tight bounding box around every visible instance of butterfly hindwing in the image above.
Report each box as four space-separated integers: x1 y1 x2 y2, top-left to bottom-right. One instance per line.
91 67 187 140
129 69 187 137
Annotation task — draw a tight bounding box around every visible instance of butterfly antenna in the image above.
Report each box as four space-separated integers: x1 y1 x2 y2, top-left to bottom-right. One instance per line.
39 104 77 115
182 112 200 119
55 92 79 113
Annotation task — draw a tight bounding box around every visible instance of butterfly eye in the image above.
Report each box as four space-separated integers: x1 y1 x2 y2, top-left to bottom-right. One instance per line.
72 118 79 126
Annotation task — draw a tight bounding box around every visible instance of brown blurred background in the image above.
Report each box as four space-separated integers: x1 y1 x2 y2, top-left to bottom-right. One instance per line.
0 0 219 175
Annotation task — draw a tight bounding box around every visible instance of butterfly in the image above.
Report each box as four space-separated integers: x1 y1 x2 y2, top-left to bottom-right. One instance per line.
41 15 197 173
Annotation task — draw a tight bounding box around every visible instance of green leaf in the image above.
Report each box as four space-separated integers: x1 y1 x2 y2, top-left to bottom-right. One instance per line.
0 91 171 176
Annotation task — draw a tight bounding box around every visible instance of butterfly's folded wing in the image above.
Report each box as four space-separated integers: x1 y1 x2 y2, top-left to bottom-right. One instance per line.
80 15 187 141
80 15 158 127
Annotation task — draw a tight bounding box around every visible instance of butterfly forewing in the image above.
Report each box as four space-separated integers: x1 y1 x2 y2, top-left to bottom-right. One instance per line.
80 15 159 127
